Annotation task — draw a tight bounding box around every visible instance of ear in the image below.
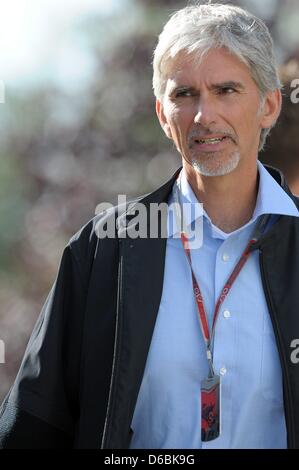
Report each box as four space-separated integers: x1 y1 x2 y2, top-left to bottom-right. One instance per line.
156 99 172 139
260 88 282 129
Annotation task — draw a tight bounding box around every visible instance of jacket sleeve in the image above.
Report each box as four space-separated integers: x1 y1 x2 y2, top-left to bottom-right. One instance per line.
0 240 88 449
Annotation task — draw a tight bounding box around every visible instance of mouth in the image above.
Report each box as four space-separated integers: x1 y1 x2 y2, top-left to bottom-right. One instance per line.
191 135 232 151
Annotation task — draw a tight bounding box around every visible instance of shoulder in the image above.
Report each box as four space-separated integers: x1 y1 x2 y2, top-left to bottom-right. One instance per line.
66 168 180 266
62 194 150 283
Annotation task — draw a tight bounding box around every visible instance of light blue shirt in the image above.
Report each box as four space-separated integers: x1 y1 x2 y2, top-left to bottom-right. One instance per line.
130 161 299 449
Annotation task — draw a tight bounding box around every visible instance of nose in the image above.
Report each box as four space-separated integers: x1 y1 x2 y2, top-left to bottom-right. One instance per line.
194 97 217 127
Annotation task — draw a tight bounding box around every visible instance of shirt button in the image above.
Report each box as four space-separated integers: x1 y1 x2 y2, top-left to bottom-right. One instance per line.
222 253 230 262
223 310 231 318
220 367 227 376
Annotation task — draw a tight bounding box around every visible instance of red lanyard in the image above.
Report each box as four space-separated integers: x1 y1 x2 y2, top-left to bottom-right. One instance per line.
173 178 270 375
181 233 255 352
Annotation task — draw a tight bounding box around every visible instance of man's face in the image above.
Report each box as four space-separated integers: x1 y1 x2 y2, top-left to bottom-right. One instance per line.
156 48 279 177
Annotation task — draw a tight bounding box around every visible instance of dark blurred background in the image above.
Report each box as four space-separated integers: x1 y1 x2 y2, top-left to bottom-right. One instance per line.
0 0 298 401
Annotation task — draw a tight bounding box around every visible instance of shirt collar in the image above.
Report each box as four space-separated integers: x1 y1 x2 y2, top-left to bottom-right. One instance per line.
168 161 299 239
253 160 299 219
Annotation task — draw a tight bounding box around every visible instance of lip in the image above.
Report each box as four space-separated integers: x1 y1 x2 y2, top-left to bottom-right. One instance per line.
191 135 232 152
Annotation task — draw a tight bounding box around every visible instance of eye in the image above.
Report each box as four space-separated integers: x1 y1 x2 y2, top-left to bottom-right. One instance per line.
175 89 193 98
219 87 236 95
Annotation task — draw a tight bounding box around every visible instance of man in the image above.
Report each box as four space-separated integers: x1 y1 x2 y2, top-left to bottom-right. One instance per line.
0 3 299 449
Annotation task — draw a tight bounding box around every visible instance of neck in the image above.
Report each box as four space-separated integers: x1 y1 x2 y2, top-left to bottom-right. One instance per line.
183 162 259 233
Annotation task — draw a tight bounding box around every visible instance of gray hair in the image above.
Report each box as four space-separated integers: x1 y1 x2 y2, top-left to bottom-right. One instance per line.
152 2 282 151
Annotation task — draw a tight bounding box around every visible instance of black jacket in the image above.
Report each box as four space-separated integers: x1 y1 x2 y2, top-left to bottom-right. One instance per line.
0 165 299 449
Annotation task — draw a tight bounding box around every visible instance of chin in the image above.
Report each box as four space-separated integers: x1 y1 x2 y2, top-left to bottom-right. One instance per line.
191 151 240 177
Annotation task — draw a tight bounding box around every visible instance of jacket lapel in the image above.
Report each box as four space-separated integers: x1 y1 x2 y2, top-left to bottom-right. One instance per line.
107 169 181 448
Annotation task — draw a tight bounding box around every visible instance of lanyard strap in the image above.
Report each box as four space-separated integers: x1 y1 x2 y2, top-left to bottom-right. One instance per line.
173 179 270 376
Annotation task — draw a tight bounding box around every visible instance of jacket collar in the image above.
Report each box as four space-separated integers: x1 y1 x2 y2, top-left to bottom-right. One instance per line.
118 163 299 225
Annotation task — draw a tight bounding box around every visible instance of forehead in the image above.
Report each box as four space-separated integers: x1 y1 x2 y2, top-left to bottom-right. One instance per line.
164 48 254 86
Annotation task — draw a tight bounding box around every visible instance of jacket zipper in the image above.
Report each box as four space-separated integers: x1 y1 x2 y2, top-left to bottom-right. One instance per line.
100 238 124 448
259 247 295 448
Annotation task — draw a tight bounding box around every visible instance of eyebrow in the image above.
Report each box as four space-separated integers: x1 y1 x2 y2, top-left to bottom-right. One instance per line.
169 80 245 96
